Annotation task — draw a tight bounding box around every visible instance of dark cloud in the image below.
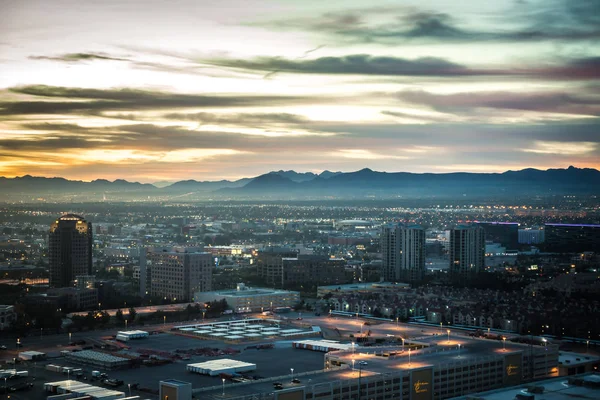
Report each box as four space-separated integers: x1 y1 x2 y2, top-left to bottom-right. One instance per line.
7 122 340 154
397 90 600 116
0 85 325 116
255 1 600 44
206 54 471 77
163 112 311 126
29 53 128 62
203 54 600 81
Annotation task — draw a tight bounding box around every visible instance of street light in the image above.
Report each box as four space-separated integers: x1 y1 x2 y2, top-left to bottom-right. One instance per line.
352 358 355 371
290 368 294 382
128 383 131 396
440 322 442 335
125 319 128 330
502 337 506 351
222 378 225 396
163 315 166 326
69 332 72 345
351 342 355 354
408 348 412 367
447 329 450 343
458 344 461 358
586 340 590 353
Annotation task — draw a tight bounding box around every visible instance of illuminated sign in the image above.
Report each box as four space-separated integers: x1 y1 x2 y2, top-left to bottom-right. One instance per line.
414 380 429 393
506 364 519 376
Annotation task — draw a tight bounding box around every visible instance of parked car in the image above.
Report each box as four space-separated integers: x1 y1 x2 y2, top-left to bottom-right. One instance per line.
292 378 301 384
358 361 368 366
0 345 7 350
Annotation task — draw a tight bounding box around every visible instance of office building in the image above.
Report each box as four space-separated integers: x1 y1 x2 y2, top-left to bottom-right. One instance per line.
281 255 346 287
256 247 299 286
475 221 519 250
518 228 545 245
381 223 426 283
145 247 212 302
449 224 485 283
46 287 98 311
48 214 93 288
195 283 299 313
544 223 600 253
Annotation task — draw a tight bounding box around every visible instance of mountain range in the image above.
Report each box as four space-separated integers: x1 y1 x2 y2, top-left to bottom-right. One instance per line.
1 166 599 201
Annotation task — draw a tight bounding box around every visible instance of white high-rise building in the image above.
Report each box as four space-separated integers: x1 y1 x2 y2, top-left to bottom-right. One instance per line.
449 224 485 283
145 247 213 302
381 223 425 283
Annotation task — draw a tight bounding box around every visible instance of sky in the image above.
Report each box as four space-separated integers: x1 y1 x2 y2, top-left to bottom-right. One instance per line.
0 0 599 183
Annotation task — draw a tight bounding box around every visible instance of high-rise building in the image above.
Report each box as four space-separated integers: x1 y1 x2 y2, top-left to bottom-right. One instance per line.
544 223 600 253
145 247 212 302
475 221 519 250
381 223 425 283
49 214 93 288
449 224 485 282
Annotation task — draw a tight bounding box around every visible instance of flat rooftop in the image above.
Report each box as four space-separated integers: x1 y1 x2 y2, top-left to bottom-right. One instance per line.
329 335 549 375
451 373 600 399
197 336 547 399
208 288 298 296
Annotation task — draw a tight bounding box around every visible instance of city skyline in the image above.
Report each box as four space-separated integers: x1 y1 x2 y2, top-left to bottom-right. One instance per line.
1 0 599 182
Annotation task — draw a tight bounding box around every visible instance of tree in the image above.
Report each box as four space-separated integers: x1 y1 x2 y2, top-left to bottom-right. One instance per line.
128 307 137 322
115 309 124 324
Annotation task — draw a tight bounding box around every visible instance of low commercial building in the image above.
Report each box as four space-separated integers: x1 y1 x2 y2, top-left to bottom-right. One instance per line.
44 380 125 399
0 305 16 330
115 330 149 341
317 282 410 297
197 335 559 400
452 372 600 400
187 359 256 376
195 283 299 313
160 379 192 400
558 352 600 376
64 350 130 369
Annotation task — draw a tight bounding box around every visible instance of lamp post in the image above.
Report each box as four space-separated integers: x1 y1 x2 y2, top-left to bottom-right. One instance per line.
408 348 411 367
163 315 166 326
440 322 442 335
128 383 131 396
125 319 128 330
352 342 355 354
458 344 461 358
290 368 294 382
396 317 399 327
502 337 506 351
222 378 225 396
69 332 72 345
447 329 450 343
586 340 589 353
542 338 548 375
402 338 405 352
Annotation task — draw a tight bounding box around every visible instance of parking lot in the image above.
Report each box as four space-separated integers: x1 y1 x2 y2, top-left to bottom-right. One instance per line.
1 340 325 399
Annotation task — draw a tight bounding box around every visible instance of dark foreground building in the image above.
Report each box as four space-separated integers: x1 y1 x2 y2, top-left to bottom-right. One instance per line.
49 214 93 287
544 223 600 253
